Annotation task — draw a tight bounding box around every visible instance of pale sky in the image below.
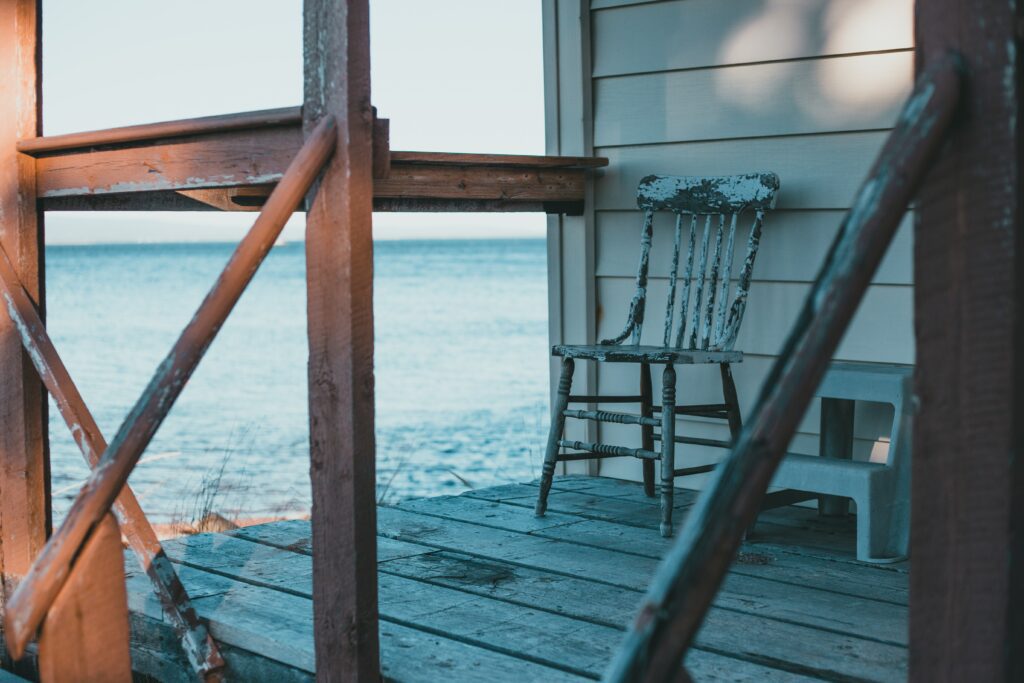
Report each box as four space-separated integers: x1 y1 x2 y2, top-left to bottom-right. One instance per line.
42 1 546 244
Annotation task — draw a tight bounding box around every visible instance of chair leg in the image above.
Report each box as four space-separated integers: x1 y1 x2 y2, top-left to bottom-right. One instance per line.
536 357 575 516
720 363 743 441
640 362 656 498
660 364 677 537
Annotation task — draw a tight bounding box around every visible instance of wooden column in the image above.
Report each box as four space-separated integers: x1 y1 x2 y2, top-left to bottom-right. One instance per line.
0 0 49 597
303 1 380 680
913 1 1024 679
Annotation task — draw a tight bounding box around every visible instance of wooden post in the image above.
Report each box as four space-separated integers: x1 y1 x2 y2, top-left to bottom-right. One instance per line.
913 1 1024 679
0 0 49 598
37 515 131 683
303 1 380 681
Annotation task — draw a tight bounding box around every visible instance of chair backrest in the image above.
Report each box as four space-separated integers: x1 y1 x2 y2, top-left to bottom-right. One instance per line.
602 173 780 352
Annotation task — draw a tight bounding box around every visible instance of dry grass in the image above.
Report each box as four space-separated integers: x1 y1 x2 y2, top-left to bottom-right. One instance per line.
156 436 307 540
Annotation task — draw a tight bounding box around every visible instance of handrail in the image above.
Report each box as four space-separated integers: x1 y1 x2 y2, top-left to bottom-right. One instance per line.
3 114 339 660
603 53 964 682
17 106 303 154
0 245 225 679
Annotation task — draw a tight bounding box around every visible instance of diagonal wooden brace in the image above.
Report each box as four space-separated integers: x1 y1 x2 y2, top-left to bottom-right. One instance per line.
0 243 225 680
2 114 339 667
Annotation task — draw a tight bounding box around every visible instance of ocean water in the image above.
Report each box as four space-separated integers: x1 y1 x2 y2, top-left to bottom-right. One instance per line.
45 239 550 523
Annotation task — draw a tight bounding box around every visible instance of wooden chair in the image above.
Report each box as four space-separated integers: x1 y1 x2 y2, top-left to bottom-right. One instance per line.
535 173 780 536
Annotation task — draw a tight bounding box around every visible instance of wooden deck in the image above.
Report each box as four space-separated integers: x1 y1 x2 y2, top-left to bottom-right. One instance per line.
125 476 908 682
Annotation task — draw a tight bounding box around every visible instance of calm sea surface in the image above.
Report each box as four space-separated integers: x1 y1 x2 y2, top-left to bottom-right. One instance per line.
46 239 550 523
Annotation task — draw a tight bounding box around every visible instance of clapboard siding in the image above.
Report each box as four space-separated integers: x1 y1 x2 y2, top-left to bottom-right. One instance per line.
591 0 914 77
595 51 911 147
595 278 913 363
595 131 890 211
595 210 912 285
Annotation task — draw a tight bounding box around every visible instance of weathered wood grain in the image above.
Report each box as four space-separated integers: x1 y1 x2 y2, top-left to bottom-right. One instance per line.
38 515 131 683
0 241 224 679
128 611 314 683
18 107 302 155
472 480 866 561
176 516 905 679
303 2 379 680
2 117 339 662
0 0 49 597
166 529 903 680
394 496 908 641
127 556 586 682
378 506 909 656
34 126 303 197
912 2 1024 680
375 164 586 203
163 533 617 678
405 492 909 604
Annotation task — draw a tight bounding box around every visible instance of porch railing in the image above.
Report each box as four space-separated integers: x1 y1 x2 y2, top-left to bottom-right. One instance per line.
603 52 964 682
1 115 339 680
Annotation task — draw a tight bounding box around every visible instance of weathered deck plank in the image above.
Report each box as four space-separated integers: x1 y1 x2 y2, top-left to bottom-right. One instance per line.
126 557 588 682
123 477 907 681
472 480 871 562
407 490 908 604
397 495 910 624
229 510 906 677
164 533 827 681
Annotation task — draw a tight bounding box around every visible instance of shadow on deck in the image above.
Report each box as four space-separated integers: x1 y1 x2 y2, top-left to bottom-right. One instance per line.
126 476 908 682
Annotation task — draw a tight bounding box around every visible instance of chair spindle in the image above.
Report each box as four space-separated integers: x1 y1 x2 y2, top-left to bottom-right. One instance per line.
700 214 726 350
687 215 714 350
663 214 685 347
673 215 698 349
721 209 765 350
602 209 656 345
713 213 739 348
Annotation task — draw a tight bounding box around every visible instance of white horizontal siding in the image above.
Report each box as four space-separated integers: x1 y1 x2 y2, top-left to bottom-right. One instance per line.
594 51 912 146
595 131 892 210
591 0 913 77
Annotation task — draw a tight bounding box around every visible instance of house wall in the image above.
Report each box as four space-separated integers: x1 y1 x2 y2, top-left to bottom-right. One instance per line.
544 0 914 483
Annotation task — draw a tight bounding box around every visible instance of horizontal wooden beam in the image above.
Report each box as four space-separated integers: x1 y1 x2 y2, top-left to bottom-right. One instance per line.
23 107 605 214
18 106 303 154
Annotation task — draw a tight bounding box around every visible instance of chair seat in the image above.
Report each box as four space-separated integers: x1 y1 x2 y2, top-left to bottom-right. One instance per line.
552 344 742 364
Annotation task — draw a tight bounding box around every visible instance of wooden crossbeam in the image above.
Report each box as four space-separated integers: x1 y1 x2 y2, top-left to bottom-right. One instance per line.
0 242 224 679
2 115 339 664
19 107 605 214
